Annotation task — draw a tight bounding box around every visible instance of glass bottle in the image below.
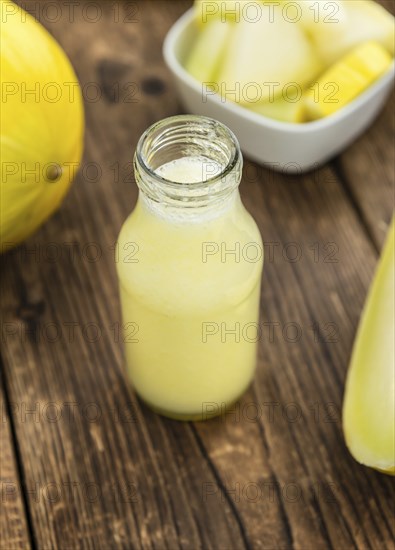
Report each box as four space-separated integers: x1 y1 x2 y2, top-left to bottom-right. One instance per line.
116 115 263 420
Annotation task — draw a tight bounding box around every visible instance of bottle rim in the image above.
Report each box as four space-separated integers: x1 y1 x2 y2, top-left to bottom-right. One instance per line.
134 115 242 207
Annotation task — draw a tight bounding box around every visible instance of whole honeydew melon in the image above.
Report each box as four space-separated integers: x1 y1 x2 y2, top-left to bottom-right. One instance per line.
0 0 84 251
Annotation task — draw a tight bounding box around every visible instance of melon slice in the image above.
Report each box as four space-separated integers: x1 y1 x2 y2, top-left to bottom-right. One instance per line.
343 218 395 475
310 0 395 66
217 5 322 104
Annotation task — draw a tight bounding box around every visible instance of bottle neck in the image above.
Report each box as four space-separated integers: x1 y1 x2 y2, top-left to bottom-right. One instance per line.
138 187 241 224
133 115 242 215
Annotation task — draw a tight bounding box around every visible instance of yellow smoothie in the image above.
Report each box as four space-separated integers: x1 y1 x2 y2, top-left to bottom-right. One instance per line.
117 125 263 420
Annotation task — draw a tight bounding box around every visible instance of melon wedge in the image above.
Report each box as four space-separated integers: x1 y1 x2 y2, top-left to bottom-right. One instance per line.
193 0 281 26
194 0 239 26
288 0 348 33
247 96 306 123
217 5 322 104
343 218 395 474
185 19 232 83
310 0 395 66
305 41 392 120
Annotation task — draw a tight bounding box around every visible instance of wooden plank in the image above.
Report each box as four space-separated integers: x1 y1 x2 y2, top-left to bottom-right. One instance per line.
335 89 394 250
1 1 394 549
2 2 245 549
0 376 31 550
192 160 395 549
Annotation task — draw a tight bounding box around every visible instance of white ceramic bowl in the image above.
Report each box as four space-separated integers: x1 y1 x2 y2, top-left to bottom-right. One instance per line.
163 8 395 173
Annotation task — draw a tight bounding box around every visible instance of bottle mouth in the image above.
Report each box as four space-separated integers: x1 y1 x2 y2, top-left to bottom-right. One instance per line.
134 115 242 208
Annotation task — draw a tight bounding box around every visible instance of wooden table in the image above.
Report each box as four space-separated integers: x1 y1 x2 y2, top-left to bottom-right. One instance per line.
2 1 394 548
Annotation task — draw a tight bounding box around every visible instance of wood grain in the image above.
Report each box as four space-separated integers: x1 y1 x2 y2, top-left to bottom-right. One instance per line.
335 90 395 250
0 377 31 550
1 1 394 549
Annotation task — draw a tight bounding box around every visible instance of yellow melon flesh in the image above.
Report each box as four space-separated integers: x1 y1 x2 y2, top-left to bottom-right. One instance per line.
194 0 239 26
343 218 395 475
310 0 395 66
247 96 306 123
0 0 84 250
305 41 392 120
185 19 232 83
217 5 322 104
